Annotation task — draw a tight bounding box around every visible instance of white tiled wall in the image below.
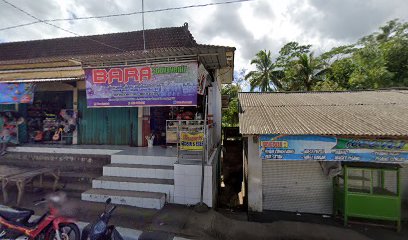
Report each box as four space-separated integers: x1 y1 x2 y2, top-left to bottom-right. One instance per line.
103 166 174 179
173 163 213 207
81 192 165 209
111 155 177 166
92 179 174 202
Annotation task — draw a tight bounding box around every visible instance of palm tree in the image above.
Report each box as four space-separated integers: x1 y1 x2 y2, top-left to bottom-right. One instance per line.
292 52 327 91
245 50 283 92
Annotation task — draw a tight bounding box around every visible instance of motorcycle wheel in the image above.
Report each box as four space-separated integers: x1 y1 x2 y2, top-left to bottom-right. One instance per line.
48 223 80 240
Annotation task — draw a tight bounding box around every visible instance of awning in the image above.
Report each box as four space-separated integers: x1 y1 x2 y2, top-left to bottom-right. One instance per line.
0 68 84 83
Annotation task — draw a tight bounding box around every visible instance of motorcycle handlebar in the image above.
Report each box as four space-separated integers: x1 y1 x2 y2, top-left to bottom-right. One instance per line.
33 198 46 206
107 205 116 215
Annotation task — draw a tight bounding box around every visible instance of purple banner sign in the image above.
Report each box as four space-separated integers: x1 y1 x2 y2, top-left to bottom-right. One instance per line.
85 62 198 107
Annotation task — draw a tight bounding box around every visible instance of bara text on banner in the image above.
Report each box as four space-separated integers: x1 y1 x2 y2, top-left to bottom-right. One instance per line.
85 62 198 107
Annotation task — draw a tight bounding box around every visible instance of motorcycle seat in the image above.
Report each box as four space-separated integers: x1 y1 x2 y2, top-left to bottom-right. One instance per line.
0 205 34 223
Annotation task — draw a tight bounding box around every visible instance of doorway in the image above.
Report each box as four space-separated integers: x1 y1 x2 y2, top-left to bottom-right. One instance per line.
150 107 170 145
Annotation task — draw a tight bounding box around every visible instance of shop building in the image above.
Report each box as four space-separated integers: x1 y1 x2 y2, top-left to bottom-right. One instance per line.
238 91 408 226
0 24 235 209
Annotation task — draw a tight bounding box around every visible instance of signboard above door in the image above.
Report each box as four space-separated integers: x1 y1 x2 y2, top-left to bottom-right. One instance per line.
85 62 198 107
259 135 408 163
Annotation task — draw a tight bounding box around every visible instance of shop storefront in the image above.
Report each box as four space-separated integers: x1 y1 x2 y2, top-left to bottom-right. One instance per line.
82 61 211 147
0 24 235 210
0 24 234 149
239 91 408 229
0 61 213 148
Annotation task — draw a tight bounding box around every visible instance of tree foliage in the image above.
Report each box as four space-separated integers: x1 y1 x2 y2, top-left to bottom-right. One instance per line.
244 19 408 92
245 50 283 91
223 19 408 126
221 70 245 127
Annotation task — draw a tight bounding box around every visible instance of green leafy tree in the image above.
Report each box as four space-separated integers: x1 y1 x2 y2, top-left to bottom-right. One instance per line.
312 80 344 91
325 58 356 89
286 52 328 91
383 38 408 86
246 19 408 92
222 70 245 127
348 44 392 89
276 41 311 68
245 50 283 91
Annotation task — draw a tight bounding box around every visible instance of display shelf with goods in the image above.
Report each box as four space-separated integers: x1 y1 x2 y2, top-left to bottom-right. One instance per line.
166 120 205 144
26 104 76 144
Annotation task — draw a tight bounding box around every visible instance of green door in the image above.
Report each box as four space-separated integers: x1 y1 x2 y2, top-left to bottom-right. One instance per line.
78 91 138 145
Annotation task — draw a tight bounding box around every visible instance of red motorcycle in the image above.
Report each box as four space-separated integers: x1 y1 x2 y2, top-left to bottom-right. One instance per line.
0 192 80 240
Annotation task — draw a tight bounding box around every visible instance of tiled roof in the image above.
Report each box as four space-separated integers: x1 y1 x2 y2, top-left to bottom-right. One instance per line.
0 25 197 61
238 90 408 136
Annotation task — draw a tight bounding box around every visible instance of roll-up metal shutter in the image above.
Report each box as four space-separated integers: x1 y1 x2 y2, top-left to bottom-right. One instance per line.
262 161 408 218
262 160 332 214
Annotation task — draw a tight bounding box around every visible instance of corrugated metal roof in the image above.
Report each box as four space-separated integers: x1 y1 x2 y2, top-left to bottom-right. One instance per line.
0 26 197 61
0 68 84 82
0 46 235 71
238 90 408 136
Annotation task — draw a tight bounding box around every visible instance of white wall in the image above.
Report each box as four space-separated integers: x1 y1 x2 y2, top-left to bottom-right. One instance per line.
247 136 263 212
207 75 222 147
173 147 220 207
173 163 214 207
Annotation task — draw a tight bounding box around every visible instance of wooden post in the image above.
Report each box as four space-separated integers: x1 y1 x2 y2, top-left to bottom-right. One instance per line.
343 166 348 226
16 180 25 206
2 179 8 204
72 87 78 144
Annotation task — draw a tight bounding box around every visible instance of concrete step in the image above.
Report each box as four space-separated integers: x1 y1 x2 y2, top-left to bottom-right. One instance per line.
82 188 165 209
103 164 174 179
36 171 101 184
59 171 101 181
111 154 176 166
33 178 91 192
93 176 174 202
0 151 109 172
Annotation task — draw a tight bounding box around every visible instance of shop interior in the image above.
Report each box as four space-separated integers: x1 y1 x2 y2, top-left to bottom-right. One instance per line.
150 95 205 146
25 91 77 144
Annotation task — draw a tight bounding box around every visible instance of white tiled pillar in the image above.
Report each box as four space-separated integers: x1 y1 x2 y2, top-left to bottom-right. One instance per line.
174 163 213 207
248 135 262 212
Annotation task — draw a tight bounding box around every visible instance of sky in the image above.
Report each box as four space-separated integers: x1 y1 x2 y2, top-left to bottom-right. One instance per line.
0 0 407 71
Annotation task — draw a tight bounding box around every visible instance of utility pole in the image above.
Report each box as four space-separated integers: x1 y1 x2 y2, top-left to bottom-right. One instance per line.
142 0 146 51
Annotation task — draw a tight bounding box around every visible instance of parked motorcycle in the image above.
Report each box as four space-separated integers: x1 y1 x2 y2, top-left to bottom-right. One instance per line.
81 198 123 240
0 192 80 240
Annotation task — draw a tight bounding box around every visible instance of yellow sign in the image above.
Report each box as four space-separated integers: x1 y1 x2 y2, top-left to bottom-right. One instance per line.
180 132 204 151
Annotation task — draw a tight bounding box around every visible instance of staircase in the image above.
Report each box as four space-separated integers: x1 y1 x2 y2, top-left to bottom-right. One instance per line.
81 153 177 209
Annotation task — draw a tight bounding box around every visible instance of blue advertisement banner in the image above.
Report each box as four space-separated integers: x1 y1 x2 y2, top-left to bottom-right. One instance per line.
85 62 198 107
0 83 35 104
259 135 408 163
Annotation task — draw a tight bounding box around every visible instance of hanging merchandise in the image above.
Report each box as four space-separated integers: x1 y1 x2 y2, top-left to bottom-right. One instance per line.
60 109 78 133
24 90 75 144
197 64 208 95
0 111 24 145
